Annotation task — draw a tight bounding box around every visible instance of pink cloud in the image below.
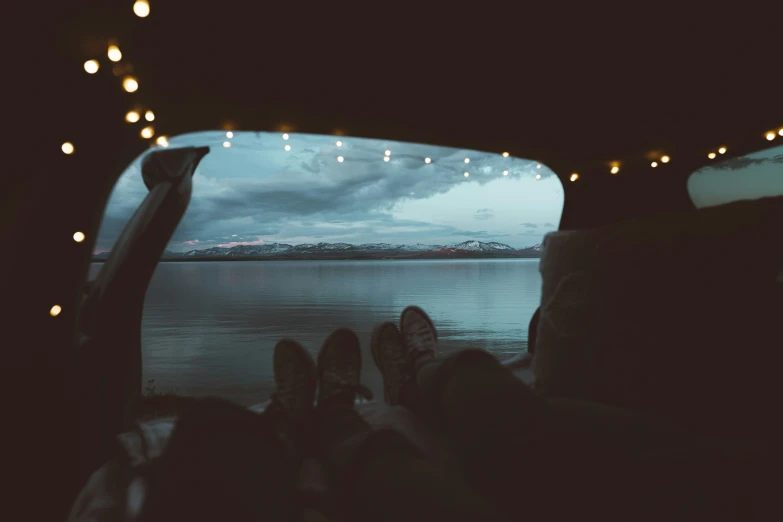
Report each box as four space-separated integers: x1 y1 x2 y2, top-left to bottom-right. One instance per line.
217 237 265 248
183 239 200 245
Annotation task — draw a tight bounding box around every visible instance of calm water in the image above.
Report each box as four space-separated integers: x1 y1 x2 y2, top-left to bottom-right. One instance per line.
90 259 541 405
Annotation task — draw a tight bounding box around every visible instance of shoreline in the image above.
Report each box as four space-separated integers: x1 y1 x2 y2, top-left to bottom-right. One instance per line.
92 255 542 263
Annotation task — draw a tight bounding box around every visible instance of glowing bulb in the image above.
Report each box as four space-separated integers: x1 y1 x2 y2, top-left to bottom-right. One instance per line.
337 156 344 162
610 166 619 174
73 231 85 243
140 126 154 139
661 156 670 163
383 156 390 162
282 133 289 140
49 305 62 317
84 60 99 74
125 111 140 123
385 150 391 156
61 142 74 155
535 174 541 180
226 131 234 138
336 140 343 147
766 132 775 141
145 110 155 122
464 172 470 177
133 0 150 18
502 152 509 158
651 162 658 168
223 141 231 148
570 173 579 182
107 45 122 62
718 147 727 154
156 136 169 147
779 129 783 137
708 152 716 159
503 170 509 176
536 164 541 169
284 144 292 151
464 158 470 164
424 157 432 164
123 77 138 92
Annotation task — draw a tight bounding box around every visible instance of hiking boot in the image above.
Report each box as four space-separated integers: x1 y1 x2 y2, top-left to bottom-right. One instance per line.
316 328 373 407
271 339 317 423
399 306 438 371
370 321 410 405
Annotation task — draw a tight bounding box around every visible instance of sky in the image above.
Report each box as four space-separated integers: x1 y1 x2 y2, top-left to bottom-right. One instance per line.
96 132 565 253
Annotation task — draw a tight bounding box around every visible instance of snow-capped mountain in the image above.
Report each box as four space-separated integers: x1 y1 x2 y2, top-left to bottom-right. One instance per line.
94 240 542 260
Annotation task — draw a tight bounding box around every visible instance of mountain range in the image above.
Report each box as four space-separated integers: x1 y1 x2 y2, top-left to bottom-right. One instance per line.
93 240 542 261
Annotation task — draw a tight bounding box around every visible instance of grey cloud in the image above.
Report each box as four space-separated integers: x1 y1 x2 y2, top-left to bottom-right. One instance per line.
521 222 538 228
474 209 494 221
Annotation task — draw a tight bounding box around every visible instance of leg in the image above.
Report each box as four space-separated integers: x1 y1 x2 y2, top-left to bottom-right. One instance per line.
316 328 508 522
138 339 318 522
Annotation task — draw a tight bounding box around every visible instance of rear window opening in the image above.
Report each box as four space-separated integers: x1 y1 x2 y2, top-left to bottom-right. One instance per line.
93 132 565 405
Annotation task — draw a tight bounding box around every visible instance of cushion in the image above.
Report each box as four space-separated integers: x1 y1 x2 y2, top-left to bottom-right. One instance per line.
532 196 783 441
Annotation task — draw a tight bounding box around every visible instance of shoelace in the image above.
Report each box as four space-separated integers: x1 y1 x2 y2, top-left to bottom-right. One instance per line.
322 371 374 402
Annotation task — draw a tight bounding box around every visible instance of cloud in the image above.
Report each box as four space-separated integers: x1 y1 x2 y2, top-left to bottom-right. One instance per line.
543 222 555 226
474 208 495 220
95 132 564 251
521 222 538 228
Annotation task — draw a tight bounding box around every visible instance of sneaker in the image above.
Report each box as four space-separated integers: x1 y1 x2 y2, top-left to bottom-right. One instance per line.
399 306 438 369
316 328 373 406
271 339 317 422
370 321 410 405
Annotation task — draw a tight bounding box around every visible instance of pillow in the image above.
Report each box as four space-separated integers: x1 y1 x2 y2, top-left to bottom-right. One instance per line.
532 196 783 441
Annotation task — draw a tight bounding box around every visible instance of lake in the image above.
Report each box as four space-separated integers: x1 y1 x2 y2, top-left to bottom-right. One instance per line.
90 259 542 405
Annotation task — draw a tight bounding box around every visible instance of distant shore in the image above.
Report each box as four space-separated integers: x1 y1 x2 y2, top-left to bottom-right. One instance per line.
92 253 541 263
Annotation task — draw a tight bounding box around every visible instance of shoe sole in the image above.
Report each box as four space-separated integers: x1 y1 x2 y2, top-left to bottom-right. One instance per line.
399 305 438 348
316 328 361 402
273 339 317 405
370 321 402 403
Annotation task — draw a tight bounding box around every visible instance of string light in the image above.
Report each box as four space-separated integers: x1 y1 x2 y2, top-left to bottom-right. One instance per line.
336 140 343 147
226 131 234 138
123 77 139 92
385 150 391 156
661 156 670 163
503 170 509 176
651 162 658 168
610 166 620 174
779 129 783 137
156 136 169 147
84 60 99 74
383 156 390 162
140 126 154 139
282 133 289 140
535 174 541 180
107 45 122 62
73 231 85 243
223 141 231 148
125 111 140 123
708 152 716 159
337 156 344 162
49 305 62 317
464 158 470 163
284 144 291 151
718 147 726 154
536 164 541 169
424 157 432 164
570 173 579 182
502 152 510 158
766 132 776 141
61 142 74 155
133 0 150 18
145 110 155 122
464 172 470 177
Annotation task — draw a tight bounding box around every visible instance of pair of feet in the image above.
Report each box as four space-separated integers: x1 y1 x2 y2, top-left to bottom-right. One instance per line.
273 306 439 420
